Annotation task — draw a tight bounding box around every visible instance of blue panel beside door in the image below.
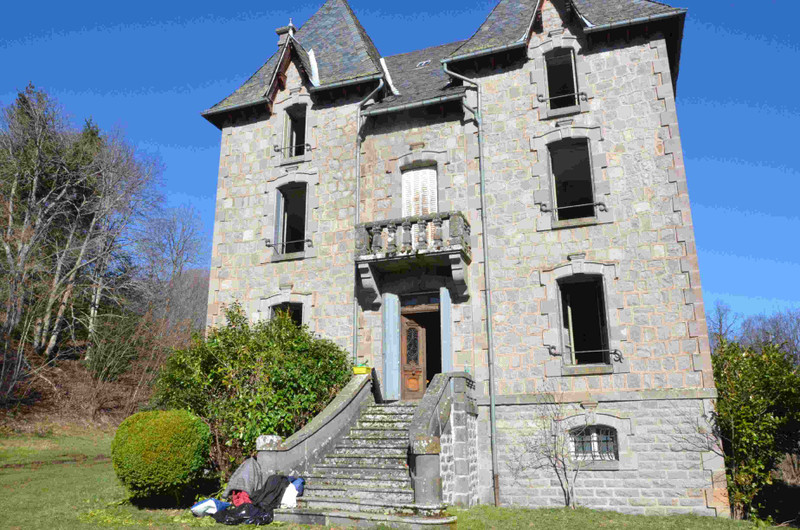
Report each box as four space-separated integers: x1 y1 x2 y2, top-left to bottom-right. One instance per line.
440 287 453 373
382 293 401 401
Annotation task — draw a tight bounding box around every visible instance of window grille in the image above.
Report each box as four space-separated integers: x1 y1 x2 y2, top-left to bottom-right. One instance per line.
570 426 618 461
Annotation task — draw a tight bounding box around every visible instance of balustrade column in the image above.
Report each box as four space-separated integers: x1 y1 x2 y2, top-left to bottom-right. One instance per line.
370 226 383 254
401 221 412 252
386 223 397 253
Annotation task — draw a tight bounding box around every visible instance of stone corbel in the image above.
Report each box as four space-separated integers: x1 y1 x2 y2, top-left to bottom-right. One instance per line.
449 253 469 299
357 262 381 307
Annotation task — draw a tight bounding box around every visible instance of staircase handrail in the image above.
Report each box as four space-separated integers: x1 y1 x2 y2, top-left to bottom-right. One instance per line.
408 371 474 454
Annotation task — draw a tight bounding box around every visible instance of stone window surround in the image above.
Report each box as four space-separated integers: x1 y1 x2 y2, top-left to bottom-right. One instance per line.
264 168 319 262
531 124 612 231
541 259 630 377
386 148 451 219
274 91 314 166
558 410 636 471
258 291 313 330
529 32 592 119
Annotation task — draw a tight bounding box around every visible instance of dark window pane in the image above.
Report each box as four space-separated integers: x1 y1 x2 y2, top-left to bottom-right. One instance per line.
559 275 609 364
546 51 578 110
406 328 419 364
286 106 306 157
549 139 594 220
273 302 303 327
279 183 306 253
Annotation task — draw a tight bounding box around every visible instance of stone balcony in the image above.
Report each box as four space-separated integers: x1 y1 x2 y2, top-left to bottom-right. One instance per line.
354 212 471 305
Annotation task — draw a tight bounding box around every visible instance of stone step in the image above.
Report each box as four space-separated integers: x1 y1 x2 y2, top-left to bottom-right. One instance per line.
359 412 415 422
305 484 414 503
309 465 411 481
336 437 409 450
299 495 445 517
349 428 408 439
356 420 411 430
320 455 408 468
367 404 417 414
273 507 457 529
306 473 411 489
330 446 407 458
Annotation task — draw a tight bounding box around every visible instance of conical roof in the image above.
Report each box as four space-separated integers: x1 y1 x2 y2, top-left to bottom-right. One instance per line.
204 0 382 117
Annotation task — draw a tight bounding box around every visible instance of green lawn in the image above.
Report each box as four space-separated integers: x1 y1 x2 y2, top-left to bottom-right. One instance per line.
0 424 756 529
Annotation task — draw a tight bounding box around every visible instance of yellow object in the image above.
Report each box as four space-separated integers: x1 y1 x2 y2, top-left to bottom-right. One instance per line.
353 366 370 375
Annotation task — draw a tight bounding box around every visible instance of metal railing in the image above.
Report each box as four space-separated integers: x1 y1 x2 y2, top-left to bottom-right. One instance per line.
540 201 607 214
273 143 312 157
265 238 313 254
548 347 624 364
537 91 588 104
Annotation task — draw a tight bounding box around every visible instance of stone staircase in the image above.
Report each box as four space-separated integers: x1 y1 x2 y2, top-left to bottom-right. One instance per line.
298 401 443 517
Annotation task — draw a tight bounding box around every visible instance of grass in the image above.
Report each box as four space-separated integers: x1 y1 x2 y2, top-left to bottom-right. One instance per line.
0 423 762 529
450 505 754 529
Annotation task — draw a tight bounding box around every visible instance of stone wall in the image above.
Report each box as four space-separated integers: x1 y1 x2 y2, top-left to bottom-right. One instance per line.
480 393 727 515
207 0 725 515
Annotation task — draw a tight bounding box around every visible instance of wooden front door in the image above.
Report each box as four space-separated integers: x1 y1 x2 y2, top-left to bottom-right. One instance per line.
401 315 426 401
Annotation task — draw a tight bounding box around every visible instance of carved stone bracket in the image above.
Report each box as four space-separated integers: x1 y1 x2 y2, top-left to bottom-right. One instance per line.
449 253 469 299
357 262 380 307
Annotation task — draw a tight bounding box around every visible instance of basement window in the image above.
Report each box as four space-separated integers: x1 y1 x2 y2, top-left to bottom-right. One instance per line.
272 302 303 328
549 138 595 221
275 183 307 254
559 275 609 365
570 426 618 461
545 48 579 111
284 105 307 158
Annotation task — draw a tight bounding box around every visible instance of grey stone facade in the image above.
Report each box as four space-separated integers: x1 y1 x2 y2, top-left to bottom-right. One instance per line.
204 0 728 517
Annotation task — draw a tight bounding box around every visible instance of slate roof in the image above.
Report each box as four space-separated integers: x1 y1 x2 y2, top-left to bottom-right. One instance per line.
204 0 382 116
571 0 686 30
203 0 687 122
448 0 540 60
364 41 468 115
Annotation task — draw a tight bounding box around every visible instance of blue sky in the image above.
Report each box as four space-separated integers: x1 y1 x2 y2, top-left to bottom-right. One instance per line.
2 0 798 318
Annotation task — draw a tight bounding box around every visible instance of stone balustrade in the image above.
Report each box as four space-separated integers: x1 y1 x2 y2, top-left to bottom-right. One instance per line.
355 211 471 258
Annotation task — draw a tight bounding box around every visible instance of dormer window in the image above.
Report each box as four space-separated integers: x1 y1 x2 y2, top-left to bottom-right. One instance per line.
545 49 579 111
284 105 307 158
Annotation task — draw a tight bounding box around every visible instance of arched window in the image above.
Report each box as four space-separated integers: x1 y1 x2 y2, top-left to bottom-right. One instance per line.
558 274 609 365
271 302 303 328
570 425 618 461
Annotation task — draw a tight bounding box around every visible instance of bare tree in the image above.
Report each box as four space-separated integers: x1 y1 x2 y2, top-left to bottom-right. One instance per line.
506 393 588 508
740 308 800 364
707 300 739 354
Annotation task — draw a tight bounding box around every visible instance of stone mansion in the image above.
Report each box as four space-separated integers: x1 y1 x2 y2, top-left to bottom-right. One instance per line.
202 0 728 518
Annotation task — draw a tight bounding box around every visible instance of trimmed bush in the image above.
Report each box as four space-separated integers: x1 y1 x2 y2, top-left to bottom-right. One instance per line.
153 302 351 477
111 410 210 499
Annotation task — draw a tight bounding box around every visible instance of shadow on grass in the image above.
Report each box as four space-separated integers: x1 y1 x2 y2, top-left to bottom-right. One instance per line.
754 480 800 527
128 476 223 510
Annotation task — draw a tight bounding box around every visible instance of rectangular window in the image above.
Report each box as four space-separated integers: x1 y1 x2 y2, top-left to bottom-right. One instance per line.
272 302 303 328
559 275 609 365
546 49 578 110
275 183 307 254
401 167 438 248
285 106 306 157
550 138 595 220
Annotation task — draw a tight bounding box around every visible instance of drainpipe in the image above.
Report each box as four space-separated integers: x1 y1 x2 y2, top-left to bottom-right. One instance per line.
352 78 385 366
442 61 501 507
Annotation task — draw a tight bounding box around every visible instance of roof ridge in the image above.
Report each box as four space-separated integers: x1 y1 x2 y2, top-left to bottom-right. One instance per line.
339 0 383 70
385 40 468 60
448 0 509 58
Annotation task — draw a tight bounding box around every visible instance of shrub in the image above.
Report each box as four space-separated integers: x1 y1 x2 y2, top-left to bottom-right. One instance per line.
153 303 351 477
712 340 800 519
111 410 210 500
